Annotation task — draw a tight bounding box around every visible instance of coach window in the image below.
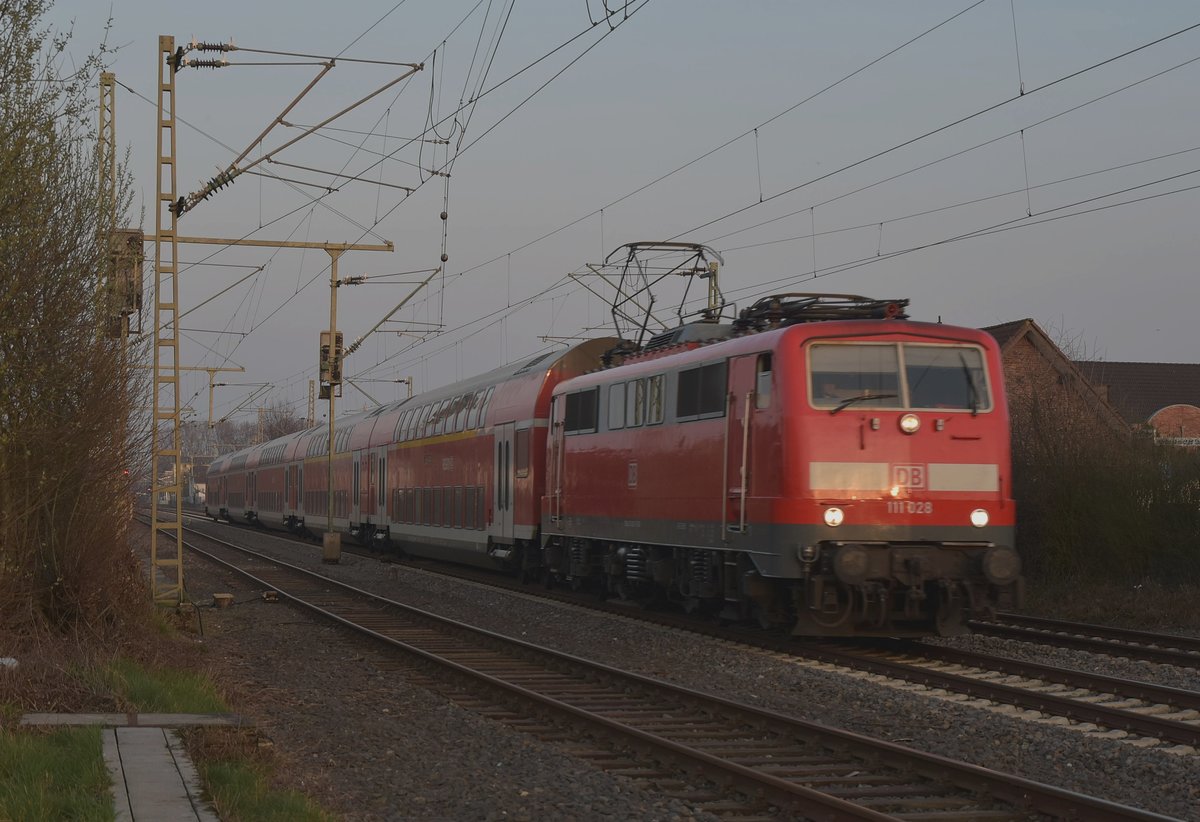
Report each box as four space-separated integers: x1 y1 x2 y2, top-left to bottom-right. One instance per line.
479 386 496 428
564 388 598 434
647 375 664 424
429 401 445 436
437 398 451 435
608 382 625 430
466 392 482 429
627 379 645 426
755 353 772 409
453 392 470 431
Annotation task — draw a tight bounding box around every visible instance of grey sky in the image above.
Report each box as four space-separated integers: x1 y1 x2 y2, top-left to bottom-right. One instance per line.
51 1 1200 422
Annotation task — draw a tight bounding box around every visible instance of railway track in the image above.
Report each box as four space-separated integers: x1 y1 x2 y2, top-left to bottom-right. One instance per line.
971 613 1200 670
177 514 1200 751
165 520 1171 821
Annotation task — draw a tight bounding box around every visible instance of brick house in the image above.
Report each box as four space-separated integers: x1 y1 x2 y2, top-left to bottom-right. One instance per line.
982 319 1128 435
1075 361 1200 446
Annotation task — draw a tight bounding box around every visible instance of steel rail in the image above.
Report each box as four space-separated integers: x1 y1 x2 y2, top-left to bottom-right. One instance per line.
904 640 1200 712
992 613 1200 654
176 511 1200 749
969 620 1200 670
789 641 1200 749
162 519 1171 821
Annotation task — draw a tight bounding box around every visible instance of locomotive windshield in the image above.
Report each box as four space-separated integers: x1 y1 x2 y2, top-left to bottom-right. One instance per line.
810 342 990 412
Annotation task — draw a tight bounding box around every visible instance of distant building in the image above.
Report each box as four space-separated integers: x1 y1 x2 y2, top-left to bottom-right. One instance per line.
1075 361 1200 446
982 319 1128 436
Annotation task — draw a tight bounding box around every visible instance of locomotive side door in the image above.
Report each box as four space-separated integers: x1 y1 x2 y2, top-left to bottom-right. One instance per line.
493 422 515 542
547 398 564 524
726 355 759 532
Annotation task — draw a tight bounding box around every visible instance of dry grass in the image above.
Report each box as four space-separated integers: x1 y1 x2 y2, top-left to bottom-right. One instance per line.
0 600 208 727
1023 577 1200 632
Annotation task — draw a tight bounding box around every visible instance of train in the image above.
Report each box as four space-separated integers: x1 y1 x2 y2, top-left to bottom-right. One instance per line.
206 293 1022 636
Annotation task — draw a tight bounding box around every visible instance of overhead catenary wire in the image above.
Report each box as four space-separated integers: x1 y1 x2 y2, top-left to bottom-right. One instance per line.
715 143 1200 254
700 48 1200 249
449 0 990 280
182 1 648 417
664 19 1200 243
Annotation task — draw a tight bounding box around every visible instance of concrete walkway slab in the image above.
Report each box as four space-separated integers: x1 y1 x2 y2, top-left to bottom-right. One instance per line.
19 714 227 821
104 727 220 822
21 712 242 727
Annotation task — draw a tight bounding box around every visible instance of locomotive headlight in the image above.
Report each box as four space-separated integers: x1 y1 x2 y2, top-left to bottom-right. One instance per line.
823 507 844 527
899 413 921 434
970 508 989 528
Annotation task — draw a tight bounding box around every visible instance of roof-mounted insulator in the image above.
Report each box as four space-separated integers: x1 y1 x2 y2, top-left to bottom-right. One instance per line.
732 293 911 333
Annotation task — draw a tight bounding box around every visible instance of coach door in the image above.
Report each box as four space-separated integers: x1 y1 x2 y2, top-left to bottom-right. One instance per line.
362 452 374 521
374 447 386 525
726 355 759 533
493 422 515 542
352 453 361 523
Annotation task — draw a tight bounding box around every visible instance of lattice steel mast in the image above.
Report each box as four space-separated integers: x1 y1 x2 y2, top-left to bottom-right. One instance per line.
150 36 184 605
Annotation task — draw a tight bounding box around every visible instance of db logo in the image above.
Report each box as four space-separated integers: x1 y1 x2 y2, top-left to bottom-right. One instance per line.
892 464 926 489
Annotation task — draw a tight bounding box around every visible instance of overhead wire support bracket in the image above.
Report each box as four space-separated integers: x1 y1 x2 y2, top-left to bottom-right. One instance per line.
344 266 442 358
171 54 423 218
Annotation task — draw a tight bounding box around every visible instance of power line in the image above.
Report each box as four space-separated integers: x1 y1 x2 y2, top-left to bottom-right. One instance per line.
665 19 1200 242
449 0 990 280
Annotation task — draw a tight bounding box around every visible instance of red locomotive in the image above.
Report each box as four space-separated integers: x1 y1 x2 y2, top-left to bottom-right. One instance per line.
207 293 1021 636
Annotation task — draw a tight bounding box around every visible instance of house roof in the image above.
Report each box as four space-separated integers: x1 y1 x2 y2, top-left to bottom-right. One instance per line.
1075 361 1200 424
981 319 1028 349
982 319 1129 433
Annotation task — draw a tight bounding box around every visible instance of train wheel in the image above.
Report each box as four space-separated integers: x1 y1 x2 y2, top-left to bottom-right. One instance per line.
808 585 856 631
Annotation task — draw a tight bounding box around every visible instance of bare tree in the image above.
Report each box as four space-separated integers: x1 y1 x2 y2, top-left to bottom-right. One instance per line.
0 0 145 630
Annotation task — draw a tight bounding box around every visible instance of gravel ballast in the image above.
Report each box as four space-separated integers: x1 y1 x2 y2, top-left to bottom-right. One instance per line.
181 519 1200 820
